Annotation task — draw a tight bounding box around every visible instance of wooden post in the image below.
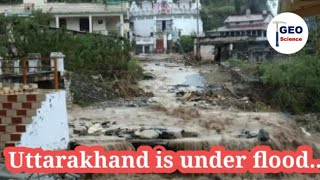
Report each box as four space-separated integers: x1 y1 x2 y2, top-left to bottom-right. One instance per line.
54 57 59 91
22 58 27 85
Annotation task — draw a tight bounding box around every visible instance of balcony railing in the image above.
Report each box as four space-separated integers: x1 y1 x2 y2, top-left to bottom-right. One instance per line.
130 8 198 16
0 57 61 91
0 2 127 15
135 36 154 45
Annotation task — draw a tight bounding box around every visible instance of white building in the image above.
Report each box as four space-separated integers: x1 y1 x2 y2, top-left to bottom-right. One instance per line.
0 0 129 37
129 0 204 54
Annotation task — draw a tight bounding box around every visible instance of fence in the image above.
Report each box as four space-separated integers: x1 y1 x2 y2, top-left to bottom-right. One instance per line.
0 57 60 90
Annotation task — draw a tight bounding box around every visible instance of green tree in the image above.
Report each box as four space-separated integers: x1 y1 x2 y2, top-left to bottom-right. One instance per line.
0 11 141 80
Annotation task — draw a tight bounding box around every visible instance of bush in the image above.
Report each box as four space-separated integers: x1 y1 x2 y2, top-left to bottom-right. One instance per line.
0 12 140 81
260 55 320 113
179 35 194 53
127 58 143 81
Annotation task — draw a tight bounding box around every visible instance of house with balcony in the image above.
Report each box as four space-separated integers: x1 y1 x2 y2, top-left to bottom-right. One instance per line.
0 0 129 37
200 9 275 62
129 0 204 54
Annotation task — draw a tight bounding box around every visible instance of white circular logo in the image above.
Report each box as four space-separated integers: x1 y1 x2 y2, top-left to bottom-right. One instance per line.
267 12 309 54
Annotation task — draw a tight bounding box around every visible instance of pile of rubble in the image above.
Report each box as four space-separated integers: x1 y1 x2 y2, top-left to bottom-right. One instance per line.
71 120 198 141
175 85 256 111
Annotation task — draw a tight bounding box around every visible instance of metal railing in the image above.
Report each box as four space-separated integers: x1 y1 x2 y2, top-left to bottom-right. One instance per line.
130 9 199 16
0 57 60 91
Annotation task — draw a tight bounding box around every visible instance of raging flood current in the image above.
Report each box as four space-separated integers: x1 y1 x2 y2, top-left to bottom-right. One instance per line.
68 61 319 155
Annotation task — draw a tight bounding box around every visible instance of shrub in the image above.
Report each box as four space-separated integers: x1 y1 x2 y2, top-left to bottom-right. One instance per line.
0 12 140 82
260 55 320 113
127 58 143 81
179 35 194 53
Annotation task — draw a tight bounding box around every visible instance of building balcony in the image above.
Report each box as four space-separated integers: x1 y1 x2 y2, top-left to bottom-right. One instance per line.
135 36 154 45
130 8 198 16
0 2 128 16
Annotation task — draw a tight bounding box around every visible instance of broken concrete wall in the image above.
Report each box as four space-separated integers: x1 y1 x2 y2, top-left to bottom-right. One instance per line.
18 90 69 150
200 45 215 61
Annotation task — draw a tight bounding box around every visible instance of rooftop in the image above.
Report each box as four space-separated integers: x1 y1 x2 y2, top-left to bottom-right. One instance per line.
217 23 268 32
214 11 272 32
199 36 256 45
0 2 127 16
225 14 267 23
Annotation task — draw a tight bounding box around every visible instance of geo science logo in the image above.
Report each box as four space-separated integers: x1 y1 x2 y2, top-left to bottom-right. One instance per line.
267 12 309 54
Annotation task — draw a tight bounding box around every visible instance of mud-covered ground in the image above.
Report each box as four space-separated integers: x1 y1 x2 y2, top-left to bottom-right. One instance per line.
68 55 320 179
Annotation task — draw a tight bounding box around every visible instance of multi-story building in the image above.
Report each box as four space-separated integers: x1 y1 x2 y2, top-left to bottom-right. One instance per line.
200 9 275 62
0 0 129 37
129 0 204 54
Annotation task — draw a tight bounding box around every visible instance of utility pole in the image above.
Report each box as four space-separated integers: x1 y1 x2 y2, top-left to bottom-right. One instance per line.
196 0 200 61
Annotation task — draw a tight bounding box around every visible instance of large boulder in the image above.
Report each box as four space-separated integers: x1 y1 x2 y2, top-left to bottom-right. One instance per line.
134 129 160 139
88 124 105 136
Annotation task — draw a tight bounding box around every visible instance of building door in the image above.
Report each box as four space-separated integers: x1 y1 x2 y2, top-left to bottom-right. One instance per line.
79 18 89 32
59 18 66 28
156 39 164 52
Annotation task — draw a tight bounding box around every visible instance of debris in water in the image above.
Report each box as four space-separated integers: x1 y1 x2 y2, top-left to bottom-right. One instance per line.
238 129 258 139
300 127 311 136
258 129 270 142
134 129 160 139
181 130 199 138
73 125 87 136
88 124 105 135
143 72 156 80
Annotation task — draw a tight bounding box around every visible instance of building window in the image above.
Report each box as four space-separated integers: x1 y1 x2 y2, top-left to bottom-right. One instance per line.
98 19 103 24
263 31 267 37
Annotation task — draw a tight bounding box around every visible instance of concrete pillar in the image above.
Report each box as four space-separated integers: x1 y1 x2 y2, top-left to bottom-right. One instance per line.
55 16 59 28
142 45 145 54
89 15 93 33
163 33 168 51
120 14 124 37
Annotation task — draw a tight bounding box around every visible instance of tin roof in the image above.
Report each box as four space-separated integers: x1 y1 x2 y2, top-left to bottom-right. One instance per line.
217 23 268 32
225 14 266 23
199 36 256 45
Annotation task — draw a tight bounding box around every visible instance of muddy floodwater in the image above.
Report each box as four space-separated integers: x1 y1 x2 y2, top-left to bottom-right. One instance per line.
68 59 320 179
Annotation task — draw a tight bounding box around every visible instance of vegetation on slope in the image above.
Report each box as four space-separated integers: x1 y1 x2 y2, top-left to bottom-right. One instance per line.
260 55 320 114
229 54 320 114
0 11 143 105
